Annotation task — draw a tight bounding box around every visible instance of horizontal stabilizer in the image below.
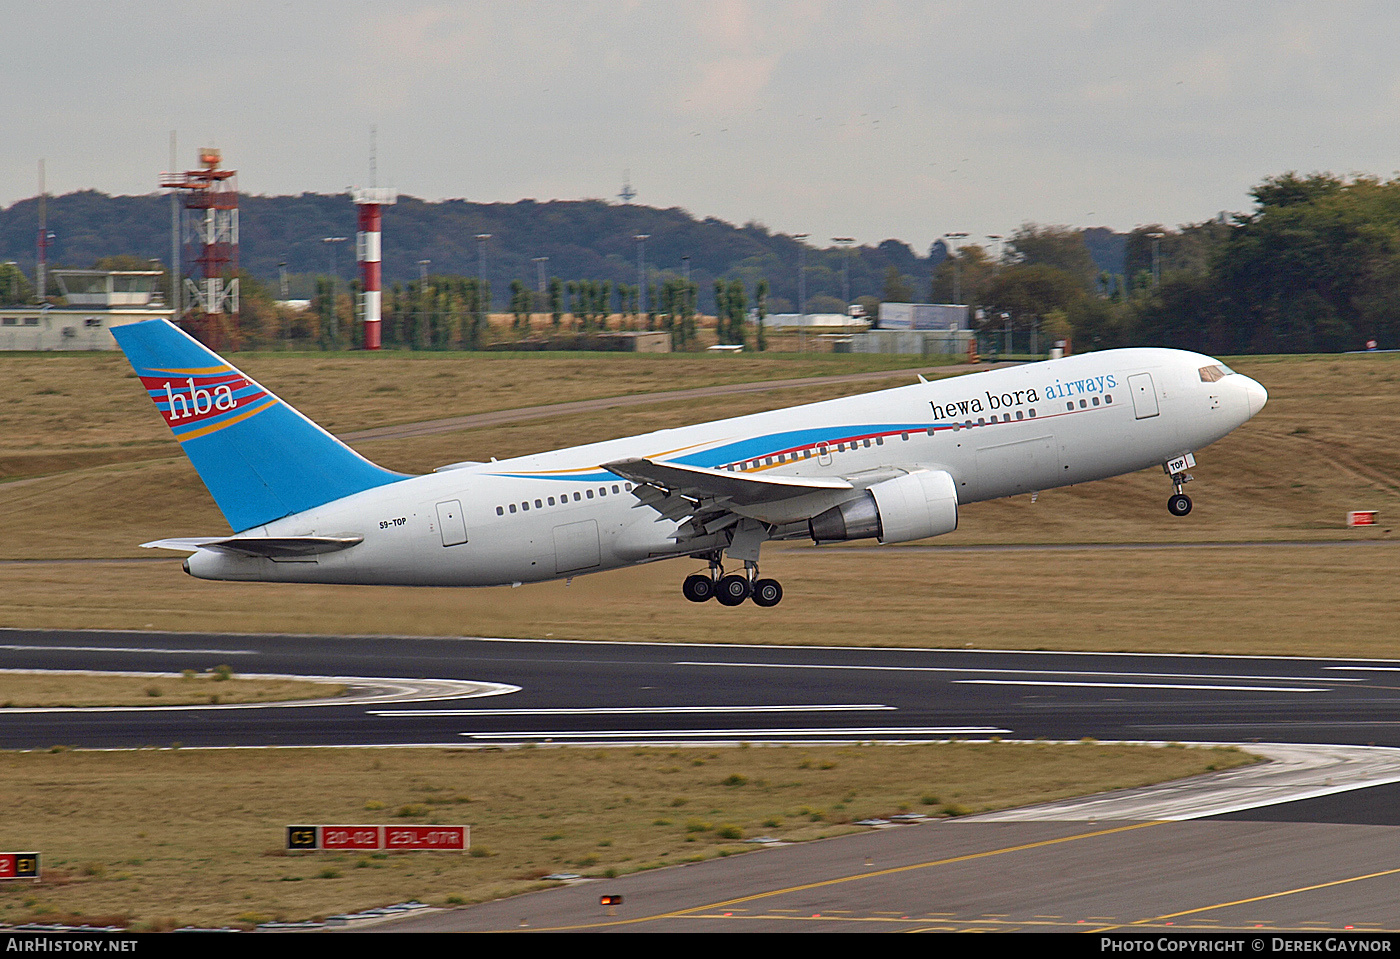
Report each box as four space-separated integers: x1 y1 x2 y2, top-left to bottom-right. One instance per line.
142 536 363 558
603 457 851 506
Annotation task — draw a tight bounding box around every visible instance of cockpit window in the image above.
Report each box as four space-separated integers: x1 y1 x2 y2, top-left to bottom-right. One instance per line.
1198 364 1232 383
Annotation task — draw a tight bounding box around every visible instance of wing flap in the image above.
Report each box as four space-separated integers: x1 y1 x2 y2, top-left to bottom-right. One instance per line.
604 457 851 506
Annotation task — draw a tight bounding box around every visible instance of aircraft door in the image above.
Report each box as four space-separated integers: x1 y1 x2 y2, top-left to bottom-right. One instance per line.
974 435 1063 498
554 520 601 574
1128 373 1160 419
436 500 468 546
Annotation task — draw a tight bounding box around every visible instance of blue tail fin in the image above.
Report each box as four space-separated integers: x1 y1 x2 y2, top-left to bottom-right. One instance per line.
112 319 406 532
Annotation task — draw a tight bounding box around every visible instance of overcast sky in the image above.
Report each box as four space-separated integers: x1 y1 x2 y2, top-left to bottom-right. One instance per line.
6 1 1400 254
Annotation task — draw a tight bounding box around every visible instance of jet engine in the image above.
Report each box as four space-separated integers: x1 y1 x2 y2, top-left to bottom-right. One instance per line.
808 470 959 544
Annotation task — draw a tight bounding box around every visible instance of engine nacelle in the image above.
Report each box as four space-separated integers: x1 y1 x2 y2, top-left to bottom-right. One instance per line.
808 470 959 544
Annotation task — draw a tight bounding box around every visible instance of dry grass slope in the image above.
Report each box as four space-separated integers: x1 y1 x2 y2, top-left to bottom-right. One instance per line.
0 743 1252 929
1 350 1397 656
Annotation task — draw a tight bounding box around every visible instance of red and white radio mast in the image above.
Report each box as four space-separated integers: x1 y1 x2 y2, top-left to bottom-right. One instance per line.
352 186 396 350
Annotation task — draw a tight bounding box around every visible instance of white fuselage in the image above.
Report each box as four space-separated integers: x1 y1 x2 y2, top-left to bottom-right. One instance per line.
185 348 1265 587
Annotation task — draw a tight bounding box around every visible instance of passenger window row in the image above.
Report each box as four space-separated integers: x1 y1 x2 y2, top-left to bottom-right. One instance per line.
951 409 1040 429
716 405 1082 475
496 482 633 516
725 432 911 471
1066 395 1113 411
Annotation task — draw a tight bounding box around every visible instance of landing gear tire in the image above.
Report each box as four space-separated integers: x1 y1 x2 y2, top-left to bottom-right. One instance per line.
716 574 751 606
751 578 783 607
682 573 716 603
1168 493 1193 516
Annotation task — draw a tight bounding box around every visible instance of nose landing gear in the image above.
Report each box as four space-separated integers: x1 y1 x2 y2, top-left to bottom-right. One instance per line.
1163 453 1196 516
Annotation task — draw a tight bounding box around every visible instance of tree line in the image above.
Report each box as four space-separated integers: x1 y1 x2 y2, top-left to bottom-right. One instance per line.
226 271 708 352
953 173 1400 355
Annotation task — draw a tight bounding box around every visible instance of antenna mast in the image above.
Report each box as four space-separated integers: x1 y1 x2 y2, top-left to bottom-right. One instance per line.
36 160 48 305
159 148 240 347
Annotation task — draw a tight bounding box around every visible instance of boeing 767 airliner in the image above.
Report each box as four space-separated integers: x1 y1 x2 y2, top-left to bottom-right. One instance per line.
112 319 1266 607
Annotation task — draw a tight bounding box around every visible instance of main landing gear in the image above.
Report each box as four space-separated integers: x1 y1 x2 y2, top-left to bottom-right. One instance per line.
682 555 783 607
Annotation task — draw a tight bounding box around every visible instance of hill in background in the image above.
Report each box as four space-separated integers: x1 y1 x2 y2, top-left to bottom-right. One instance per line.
0 190 1127 312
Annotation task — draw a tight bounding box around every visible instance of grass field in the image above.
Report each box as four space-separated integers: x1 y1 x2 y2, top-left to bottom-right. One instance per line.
0 671 343 708
2 348 1397 654
0 742 1253 930
0 348 941 483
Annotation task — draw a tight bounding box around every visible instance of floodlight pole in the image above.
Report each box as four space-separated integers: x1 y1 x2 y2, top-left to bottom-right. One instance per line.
833 237 855 310
1148 232 1165 287
476 233 492 308
635 234 650 320
943 232 968 304
793 234 810 351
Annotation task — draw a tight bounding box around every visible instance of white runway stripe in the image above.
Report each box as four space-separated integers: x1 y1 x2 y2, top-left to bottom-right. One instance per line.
0 644 258 655
460 726 1009 739
956 680 1322 692
374 703 894 717
677 661 1356 684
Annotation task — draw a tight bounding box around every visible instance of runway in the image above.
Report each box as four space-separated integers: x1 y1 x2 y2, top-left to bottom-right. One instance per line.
6 628 1400 934
5 629 1400 749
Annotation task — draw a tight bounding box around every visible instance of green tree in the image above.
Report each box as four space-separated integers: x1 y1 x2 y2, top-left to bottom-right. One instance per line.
234 270 281 347
1007 224 1099 289
566 280 581 329
713 280 729 343
665 277 698 349
466 278 489 349
882 264 914 303
549 276 563 328
509 278 530 331
980 264 1088 346
0 261 33 305
1209 172 1400 352
1123 221 1231 288
754 278 768 351
383 282 405 347
409 279 431 349
929 245 994 304
726 279 748 348
314 278 341 350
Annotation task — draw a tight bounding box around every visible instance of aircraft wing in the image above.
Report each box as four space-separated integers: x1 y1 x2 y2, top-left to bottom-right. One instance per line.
603 457 853 543
141 536 363 558
603 457 851 506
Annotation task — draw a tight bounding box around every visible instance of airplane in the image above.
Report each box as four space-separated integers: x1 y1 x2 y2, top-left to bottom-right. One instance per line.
111 318 1267 607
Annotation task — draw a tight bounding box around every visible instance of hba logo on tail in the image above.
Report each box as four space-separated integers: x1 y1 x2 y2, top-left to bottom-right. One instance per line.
164 377 236 419
139 367 274 432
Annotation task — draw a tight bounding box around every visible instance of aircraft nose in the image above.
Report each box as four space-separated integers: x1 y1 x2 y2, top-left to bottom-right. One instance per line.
1240 375 1267 419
